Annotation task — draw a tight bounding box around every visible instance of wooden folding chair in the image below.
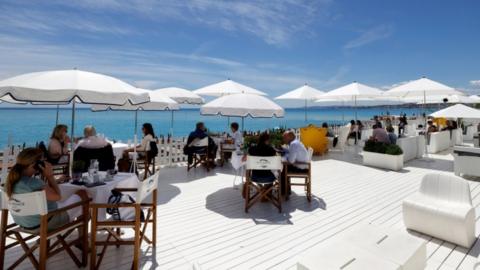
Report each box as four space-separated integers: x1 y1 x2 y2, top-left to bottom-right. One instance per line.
137 152 156 180
244 155 283 213
44 154 70 178
3 190 90 270
1 189 38 270
187 137 211 172
90 172 159 270
285 147 314 202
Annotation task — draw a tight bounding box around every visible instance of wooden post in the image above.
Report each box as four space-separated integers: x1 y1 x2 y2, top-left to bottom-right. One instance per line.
90 207 97 270
133 205 141 269
152 189 157 247
39 215 48 270
0 209 8 269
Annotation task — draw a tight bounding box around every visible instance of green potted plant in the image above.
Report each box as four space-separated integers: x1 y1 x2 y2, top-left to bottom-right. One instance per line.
363 140 404 171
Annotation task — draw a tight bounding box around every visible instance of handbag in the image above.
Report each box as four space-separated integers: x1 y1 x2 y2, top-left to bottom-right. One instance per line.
106 190 145 221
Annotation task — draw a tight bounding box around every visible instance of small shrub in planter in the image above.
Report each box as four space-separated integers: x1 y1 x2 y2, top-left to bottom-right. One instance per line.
363 140 403 155
363 140 404 170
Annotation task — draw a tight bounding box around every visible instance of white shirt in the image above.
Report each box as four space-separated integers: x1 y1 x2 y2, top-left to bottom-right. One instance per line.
139 134 154 151
76 136 108 150
284 139 309 169
231 130 243 150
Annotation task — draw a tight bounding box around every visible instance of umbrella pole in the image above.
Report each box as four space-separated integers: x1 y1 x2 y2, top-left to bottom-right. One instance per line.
69 101 76 176
241 117 244 132
354 96 358 145
170 110 174 139
304 99 307 123
134 110 138 138
423 90 430 159
55 105 60 125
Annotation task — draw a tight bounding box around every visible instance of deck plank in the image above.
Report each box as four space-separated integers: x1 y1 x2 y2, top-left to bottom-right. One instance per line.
2 147 480 270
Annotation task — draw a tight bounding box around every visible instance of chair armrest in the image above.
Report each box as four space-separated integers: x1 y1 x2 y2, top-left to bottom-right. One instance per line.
46 197 91 218
90 203 137 209
113 188 138 192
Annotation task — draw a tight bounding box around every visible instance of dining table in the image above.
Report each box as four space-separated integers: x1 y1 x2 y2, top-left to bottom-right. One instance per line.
59 172 139 221
111 142 129 162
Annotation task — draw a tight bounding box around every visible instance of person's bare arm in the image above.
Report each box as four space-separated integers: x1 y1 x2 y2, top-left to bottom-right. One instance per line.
40 162 62 201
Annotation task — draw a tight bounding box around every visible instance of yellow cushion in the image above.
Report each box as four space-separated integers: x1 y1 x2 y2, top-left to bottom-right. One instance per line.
434 117 447 129
300 125 328 154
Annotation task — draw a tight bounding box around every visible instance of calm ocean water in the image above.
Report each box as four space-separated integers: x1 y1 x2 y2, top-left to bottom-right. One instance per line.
0 106 432 148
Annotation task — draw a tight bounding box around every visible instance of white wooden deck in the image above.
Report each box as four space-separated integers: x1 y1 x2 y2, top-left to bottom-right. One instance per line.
4 146 480 269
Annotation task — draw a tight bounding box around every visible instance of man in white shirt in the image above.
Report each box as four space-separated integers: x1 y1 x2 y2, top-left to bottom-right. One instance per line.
282 130 309 197
75 125 108 149
282 130 309 170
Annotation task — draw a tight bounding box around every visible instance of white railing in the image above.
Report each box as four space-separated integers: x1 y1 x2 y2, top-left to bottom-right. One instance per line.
154 140 188 166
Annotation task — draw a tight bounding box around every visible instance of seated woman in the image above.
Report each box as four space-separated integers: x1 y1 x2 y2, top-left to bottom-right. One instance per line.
5 148 87 231
75 125 108 149
247 132 277 182
124 123 157 157
47 124 70 164
387 126 398 144
348 120 360 144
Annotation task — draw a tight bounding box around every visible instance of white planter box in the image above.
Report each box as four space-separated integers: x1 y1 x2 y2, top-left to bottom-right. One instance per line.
363 151 404 171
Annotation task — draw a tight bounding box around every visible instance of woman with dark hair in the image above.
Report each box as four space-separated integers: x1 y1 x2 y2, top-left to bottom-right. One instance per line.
124 122 157 154
247 132 277 181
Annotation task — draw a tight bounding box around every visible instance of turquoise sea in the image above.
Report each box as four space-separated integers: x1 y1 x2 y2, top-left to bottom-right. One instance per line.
0 106 433 148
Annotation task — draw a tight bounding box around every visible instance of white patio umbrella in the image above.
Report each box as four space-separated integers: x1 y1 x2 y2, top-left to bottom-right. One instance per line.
154 87 204 104
275 84 325 122
430 104 480 119
413 94 477 104
200 93 284 130
384 77 462 158
153 87 204 139
194 79 267 97
0 69 149 156
468 95 480 103
318 81 383 122
91 89 179 136
384 77 463 99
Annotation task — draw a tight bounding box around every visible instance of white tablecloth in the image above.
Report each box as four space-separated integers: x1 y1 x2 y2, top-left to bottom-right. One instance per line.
112 143 129 162
59 172 139 221
230 151 245 171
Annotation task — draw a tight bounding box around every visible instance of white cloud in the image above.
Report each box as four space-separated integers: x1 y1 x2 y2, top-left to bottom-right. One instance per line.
0 6 131 36
1 0 331 46
0 34 326 94
470 80 480 87
344 24 394 49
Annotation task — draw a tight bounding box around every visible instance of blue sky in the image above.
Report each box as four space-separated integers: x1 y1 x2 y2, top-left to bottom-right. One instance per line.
0 0 479 102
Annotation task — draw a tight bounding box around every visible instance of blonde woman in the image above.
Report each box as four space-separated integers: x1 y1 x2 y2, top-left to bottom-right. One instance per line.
5 148 87 231
47 124 70 164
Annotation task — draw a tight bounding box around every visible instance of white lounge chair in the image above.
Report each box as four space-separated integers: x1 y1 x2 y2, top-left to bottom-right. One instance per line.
453 146 480 177
427 131 450 153
402 173 476 248
329 125 350 152
296 224 426 270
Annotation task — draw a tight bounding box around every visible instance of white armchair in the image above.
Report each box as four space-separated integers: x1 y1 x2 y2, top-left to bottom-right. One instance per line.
329 126 350 152
427 131 450 153
453 146 480 177
402 173 476 248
